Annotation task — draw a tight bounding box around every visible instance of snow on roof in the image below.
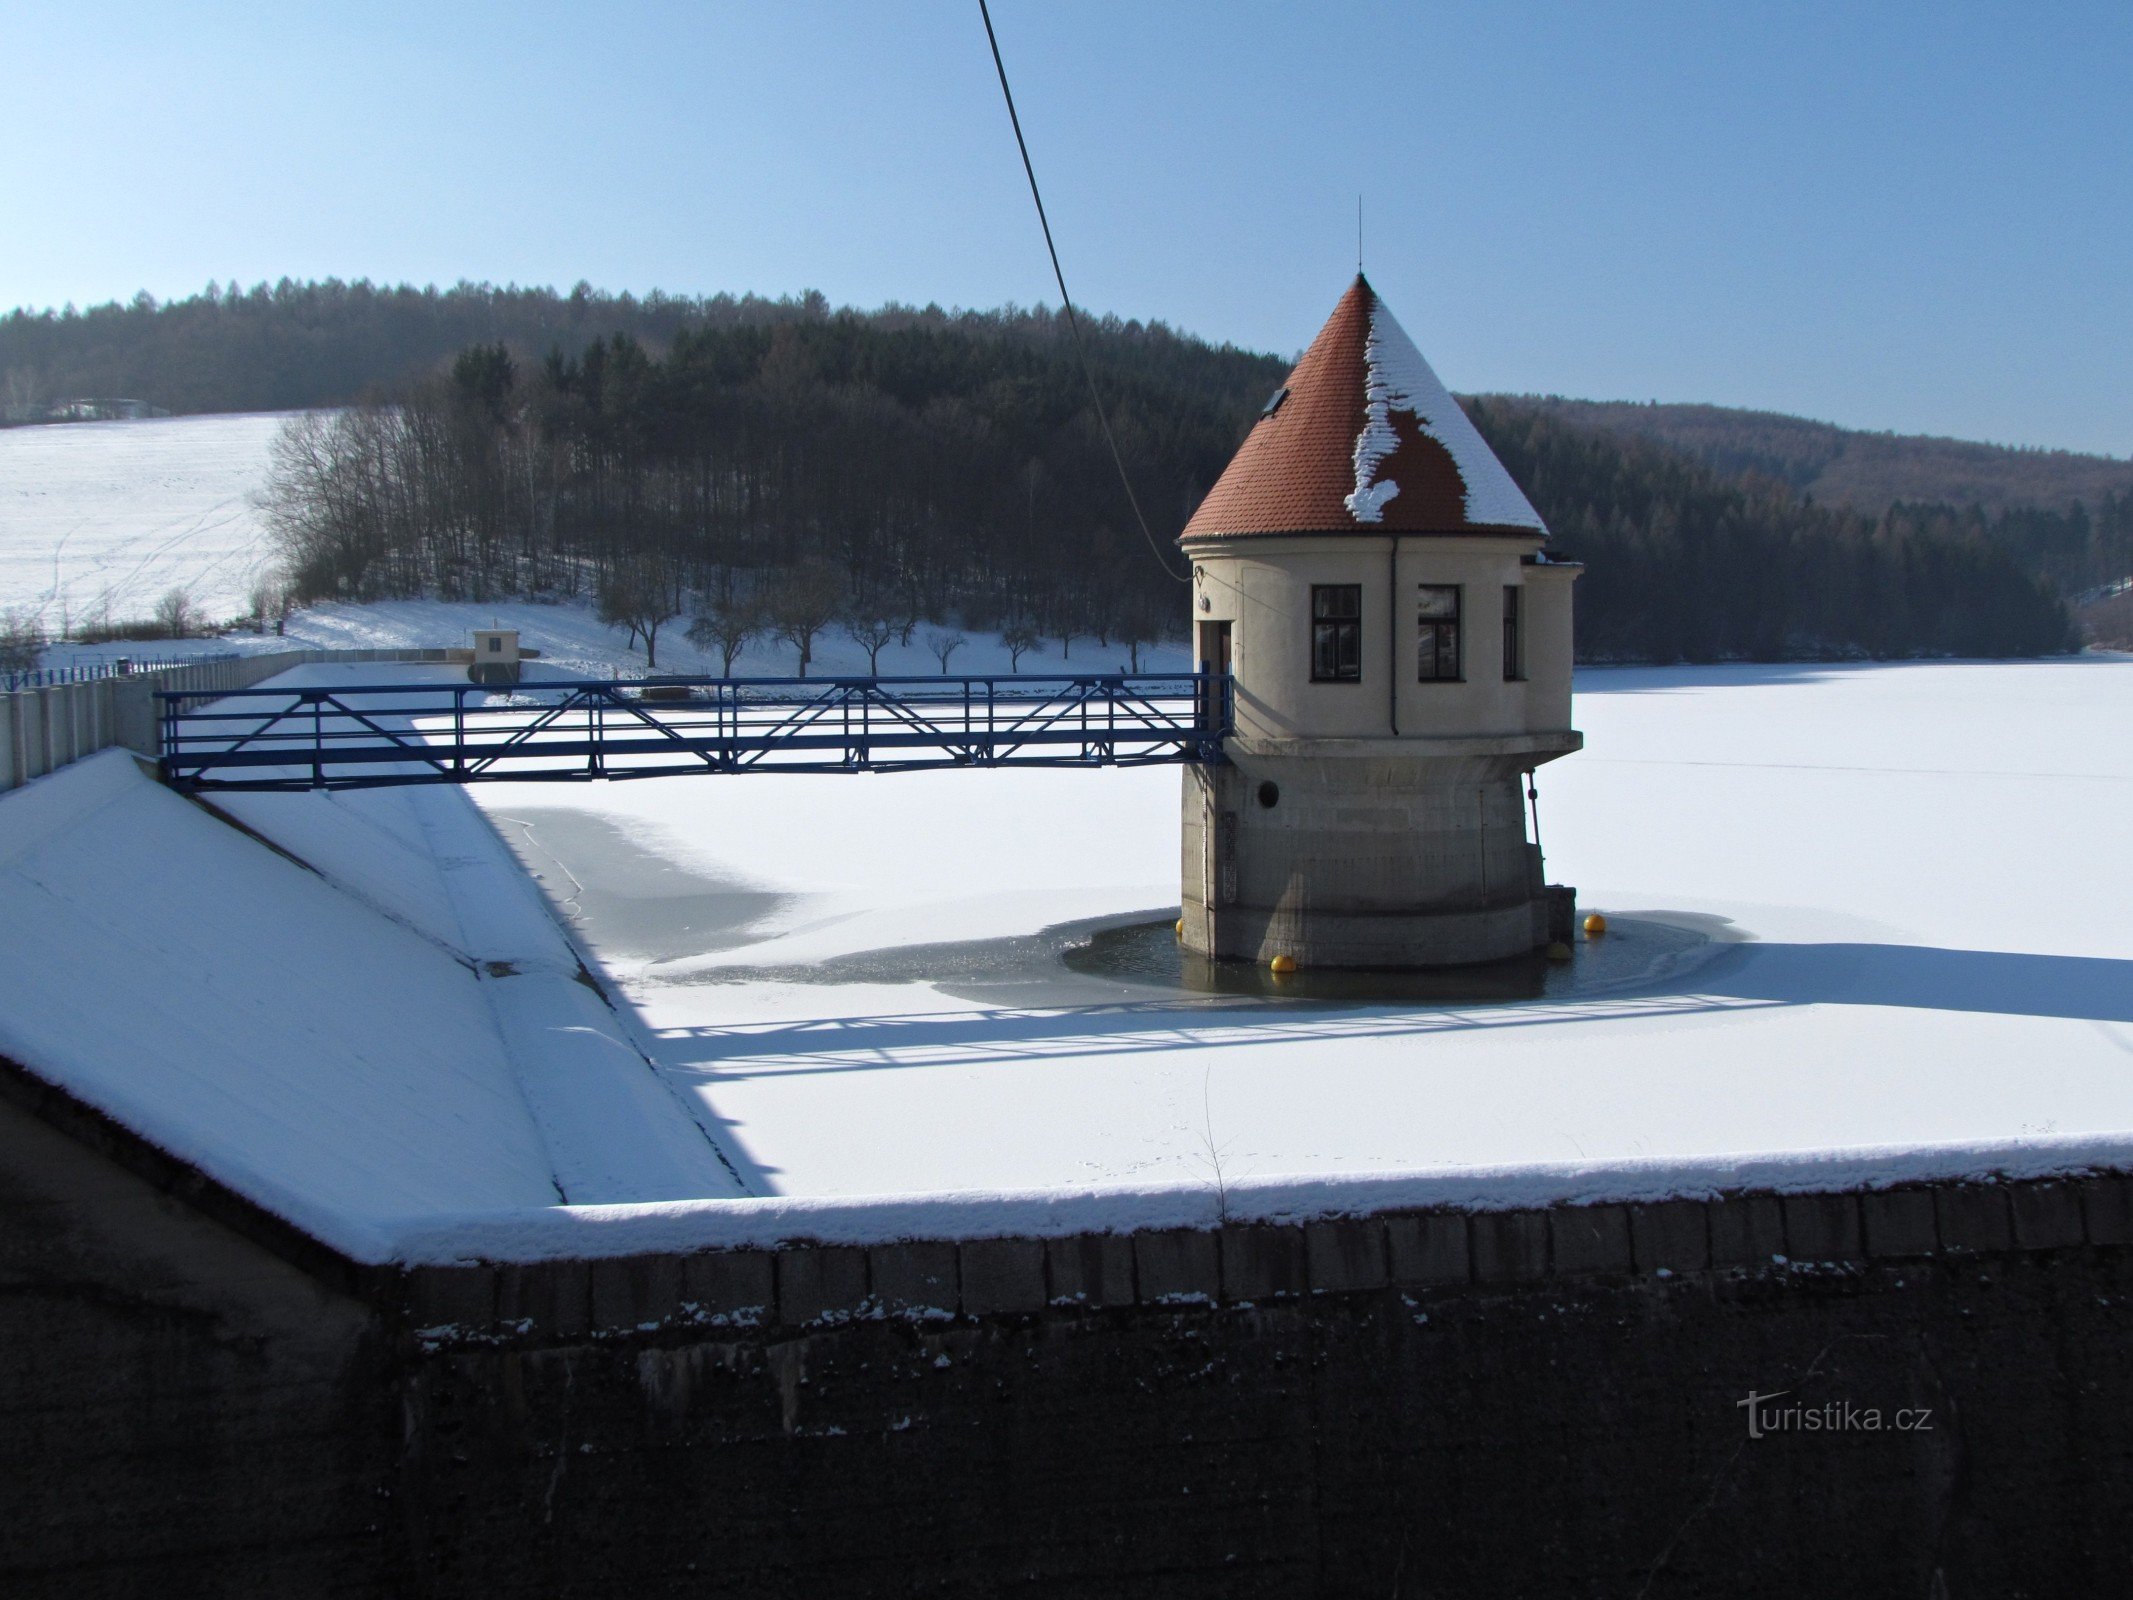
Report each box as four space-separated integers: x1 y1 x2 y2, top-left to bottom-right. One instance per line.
1181 275 1546 540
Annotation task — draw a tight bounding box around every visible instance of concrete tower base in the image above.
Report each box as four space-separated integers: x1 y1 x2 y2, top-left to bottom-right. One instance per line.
1181 733 1581 968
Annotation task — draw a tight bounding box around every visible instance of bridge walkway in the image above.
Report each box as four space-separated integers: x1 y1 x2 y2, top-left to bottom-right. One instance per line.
159 670 1233 792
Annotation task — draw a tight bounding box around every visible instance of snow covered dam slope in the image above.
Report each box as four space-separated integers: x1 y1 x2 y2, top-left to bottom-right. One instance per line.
0 653 2128 1264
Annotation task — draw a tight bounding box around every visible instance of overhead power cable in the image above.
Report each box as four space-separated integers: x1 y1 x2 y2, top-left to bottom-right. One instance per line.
977 0 1191 584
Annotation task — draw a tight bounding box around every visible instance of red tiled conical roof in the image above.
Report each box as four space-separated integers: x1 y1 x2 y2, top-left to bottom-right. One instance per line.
1180 275 1546 541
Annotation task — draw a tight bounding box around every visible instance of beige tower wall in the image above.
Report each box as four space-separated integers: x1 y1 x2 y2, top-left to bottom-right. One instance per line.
1181 533 1581 968
1188 535 1574 742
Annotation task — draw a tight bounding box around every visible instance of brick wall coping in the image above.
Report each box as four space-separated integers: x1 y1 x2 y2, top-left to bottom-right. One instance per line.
384 1130 2133 1267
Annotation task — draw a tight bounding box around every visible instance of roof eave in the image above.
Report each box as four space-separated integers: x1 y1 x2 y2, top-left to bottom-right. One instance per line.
1179 523 1550 545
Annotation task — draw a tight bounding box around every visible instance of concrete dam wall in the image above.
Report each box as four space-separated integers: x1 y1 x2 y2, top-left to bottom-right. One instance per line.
5 1060 2131 1599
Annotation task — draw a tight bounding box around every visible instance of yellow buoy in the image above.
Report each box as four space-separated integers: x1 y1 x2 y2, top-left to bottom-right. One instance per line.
1583 912 1608 937
1175 918 1184 938
1269 953 1298 975
1545 941 1573 962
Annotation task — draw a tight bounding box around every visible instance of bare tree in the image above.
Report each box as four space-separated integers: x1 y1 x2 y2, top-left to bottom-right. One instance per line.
769 562 844 677
0 608 44 673
1117 599 1159 673
0 366 45 425
686 591 764 677
596 560 681 668
1000 620 1041 671
153 587 199 639
246 574 289 634
842 611 899 674
925 629 967 673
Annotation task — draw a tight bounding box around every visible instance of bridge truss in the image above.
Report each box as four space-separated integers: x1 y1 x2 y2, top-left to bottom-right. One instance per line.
158 672 1233 793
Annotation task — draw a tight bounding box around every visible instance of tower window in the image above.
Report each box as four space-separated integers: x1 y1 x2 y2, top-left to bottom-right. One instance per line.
1502 586 1522 681
1310 585 1362 682
1417 584 1462 681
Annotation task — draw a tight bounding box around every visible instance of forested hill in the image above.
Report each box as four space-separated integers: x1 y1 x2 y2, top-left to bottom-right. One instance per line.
1 280 2092 659
0 279 1284 423
1504 397 2133 517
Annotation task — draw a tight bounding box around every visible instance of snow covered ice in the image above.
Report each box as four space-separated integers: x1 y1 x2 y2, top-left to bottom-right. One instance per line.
456 656 2133 1218
4 646 2131 1261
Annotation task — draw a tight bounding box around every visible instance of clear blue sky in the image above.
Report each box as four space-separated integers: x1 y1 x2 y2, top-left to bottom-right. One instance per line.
5 1 2128 454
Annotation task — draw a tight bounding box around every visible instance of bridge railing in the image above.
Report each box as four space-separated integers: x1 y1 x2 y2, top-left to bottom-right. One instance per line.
158 671 1234 791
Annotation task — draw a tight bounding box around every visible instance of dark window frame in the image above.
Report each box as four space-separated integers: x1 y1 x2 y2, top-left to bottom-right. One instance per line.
1310 583 1363 683
1417 583 1463 683
1502 585 1522 682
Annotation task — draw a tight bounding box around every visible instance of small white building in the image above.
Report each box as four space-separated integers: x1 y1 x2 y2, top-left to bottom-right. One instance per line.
468 628 521 686
1179 275 1580 967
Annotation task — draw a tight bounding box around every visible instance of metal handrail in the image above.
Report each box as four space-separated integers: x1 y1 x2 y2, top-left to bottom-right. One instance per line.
3 651 243 693
157 671 1233 792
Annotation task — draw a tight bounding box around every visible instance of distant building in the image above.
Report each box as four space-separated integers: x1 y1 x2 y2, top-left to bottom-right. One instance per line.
468 628 523 686
1179 274 1581 968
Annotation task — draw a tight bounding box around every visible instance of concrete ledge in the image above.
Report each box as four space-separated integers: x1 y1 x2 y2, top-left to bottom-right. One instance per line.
592 1254 683 1330
394 1170 2133 1346
1387 1211 1471 1285
1551 1206 1632 1275
1861 1190 1939 1260
1305 1219 1388 1294
1629 1200 1709 1274
1936 1185 2014 1254
497 1260 590 1339
1047 1232 1136 1308
777 1246 867 1326
1709 1194 1786 1267
408 1264 498 1332
1226 731 1584 762
960 1237 1045 1317
1782 1193 1864 1263
870 1241 958 1319
2080 1177 2133 1245
1220 1224 1306 1301
2009 1183 2085 1251
1136 1229 1221 1304
682 1250 774 1326
1471 1211 1550 1283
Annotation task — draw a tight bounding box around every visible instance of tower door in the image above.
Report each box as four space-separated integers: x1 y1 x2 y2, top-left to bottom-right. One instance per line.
1196 621 1232 730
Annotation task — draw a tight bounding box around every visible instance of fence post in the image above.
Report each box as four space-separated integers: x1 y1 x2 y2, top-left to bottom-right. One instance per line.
0 695 16 792
21 692 48 782
112 679 159 759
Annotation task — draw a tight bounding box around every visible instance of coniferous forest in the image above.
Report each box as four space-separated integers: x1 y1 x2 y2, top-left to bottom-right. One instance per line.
4 280 2096 662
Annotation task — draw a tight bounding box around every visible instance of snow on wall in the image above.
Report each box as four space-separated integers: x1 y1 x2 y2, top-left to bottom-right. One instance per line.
1346 296 1546 530
0 750 560 1259
196 665 749 1210
385 1129 2133 1265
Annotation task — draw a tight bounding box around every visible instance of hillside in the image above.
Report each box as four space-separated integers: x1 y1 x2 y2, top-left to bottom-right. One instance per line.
0 281 2090 662
1505 397 2133 516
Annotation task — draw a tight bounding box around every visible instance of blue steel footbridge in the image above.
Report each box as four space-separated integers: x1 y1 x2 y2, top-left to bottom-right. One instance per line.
158 671 1234 793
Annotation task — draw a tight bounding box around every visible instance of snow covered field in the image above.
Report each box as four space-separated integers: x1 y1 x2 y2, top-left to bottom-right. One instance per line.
458 655 2133 1203
0 413 293 631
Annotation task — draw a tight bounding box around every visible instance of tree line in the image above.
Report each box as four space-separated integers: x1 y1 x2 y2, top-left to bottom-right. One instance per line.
259 315 1266 667
261 320 2074 666
1467 401 2078 660
1512 397 2133 521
